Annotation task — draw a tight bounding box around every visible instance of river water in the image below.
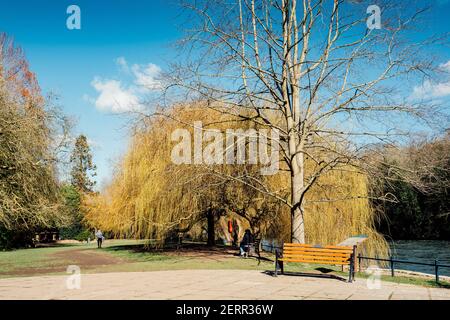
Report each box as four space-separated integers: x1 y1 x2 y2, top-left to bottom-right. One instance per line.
261 239 450 276
389 240 450 277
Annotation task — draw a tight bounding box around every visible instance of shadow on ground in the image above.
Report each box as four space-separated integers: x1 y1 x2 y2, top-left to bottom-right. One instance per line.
263 269 348 282
105 242 275 263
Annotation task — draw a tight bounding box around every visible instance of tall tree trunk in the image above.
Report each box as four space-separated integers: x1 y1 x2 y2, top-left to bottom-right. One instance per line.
291 152 306 244
206 208 215 246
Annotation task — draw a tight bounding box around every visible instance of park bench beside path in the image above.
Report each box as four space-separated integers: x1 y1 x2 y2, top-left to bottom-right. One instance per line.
274 243 356 282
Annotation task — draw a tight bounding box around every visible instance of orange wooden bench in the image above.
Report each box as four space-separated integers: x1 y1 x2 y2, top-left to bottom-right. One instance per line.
275 243 357 282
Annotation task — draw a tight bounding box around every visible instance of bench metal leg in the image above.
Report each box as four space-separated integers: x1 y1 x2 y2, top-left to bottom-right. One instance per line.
274 249 284 277
348 267 352 282
274 255 278 277
275 250 284 277
350 245 357 283
348 260 354 283
352 265 356 282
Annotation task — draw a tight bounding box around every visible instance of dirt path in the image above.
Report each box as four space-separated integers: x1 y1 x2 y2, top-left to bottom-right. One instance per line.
52 248 121 266
2 249 122 277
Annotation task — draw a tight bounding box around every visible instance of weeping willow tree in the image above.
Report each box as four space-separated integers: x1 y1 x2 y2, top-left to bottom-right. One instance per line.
84 104 388 256
84 105 263 240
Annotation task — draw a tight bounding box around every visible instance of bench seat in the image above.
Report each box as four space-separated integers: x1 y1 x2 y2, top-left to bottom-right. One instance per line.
275 243 356 282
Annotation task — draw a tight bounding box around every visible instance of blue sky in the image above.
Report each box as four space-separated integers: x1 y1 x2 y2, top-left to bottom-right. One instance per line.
0 0 449 188
0 0 181 188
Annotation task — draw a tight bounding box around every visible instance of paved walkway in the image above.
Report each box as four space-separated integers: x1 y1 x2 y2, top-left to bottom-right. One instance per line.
0 270 449 300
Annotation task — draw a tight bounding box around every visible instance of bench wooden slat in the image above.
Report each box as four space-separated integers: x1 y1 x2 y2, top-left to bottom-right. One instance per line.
278 258 351 266
281 259 350 265
283 243 314 247
283 243 353 250
282 253 352 260
281 252 351 259
282 248 353 255
283 247 353 253
283 248 353 254
282 248 352 253
283 253 351 260
281 255 350 263
282 251 351 259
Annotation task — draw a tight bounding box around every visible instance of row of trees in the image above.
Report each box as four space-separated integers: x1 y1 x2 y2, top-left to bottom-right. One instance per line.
2 0 449 252
159 0 448 244
0 33 97 248
372 133 450 240
0 34 66 248
84 109 449 251
83 105 388 256
85 0 448 254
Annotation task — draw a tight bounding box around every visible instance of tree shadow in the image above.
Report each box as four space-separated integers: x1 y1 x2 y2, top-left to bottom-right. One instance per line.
263 269 348 282
104 242 278 265
34 242 81 249
105 242 238 259
430 281 450 289
106 242 232 253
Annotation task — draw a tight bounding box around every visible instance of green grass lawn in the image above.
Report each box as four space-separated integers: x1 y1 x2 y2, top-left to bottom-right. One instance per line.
0 244 80 274
0 240 140 276
1 240 449 289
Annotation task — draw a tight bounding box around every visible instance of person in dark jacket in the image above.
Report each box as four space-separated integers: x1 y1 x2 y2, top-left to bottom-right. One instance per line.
239 229 253 257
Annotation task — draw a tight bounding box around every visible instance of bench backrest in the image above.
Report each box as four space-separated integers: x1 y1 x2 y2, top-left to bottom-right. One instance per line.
282 243 354 266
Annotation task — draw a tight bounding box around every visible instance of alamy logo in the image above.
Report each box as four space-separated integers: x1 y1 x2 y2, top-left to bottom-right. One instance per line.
66 265 81 290
366 265 382 289
367 5 381 30
171 122 280 175
65 4 380 31
66 5 81 30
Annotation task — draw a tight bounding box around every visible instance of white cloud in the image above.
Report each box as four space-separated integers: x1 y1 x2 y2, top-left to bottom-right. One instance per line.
90 77 141 113
131 63 162 91
412 80 450 100
86 57 162 113
116 57 162 90
411 60 450 100
439 60 450 73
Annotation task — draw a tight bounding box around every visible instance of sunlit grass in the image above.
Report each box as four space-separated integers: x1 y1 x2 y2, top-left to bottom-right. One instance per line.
0 244 80 274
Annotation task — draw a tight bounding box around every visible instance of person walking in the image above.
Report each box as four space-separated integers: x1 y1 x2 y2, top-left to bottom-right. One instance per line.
95 229 104 249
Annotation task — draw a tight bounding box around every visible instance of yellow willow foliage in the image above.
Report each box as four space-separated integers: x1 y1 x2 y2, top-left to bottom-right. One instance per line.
83 104 389 257
307 170 388 257
83 105 228 239
267 168 389 258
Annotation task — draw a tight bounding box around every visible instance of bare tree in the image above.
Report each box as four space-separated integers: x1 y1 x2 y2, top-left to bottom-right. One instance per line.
158 0 449 243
